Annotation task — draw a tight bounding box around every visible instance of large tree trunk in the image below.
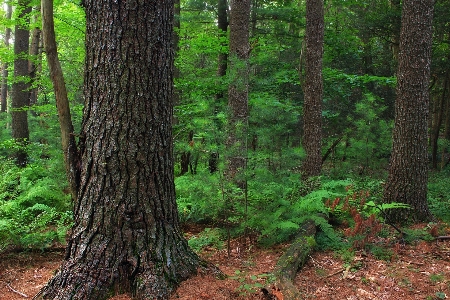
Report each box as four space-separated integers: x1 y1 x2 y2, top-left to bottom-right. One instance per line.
383 0 434 223
36 1 206 299
301 0 324 179
226 0 251 188
41 0 80 202
11 0 32 167
1 2 12 113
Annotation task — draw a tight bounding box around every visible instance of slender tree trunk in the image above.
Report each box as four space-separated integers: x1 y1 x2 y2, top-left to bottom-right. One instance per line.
431 78 446 170
226 0 251 188
389 0 401 62
36 1 211 299
301 0 324 179
383 0 434 223
441 72 450 170
216 0 228 101
29 5 42 108
41 0 80 202
11 0 32 167
1 2 12 113
209 0 229 174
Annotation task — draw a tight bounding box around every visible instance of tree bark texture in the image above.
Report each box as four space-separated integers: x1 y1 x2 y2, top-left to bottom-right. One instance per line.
301 0 324 179
173 0 181 115
1 2 12 113
37 1 202 299
41 0 80 202
383 0 434 223
227 0 251 187
11 0 31 167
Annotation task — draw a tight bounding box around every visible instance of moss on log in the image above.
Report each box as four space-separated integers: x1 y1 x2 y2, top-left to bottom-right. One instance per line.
268 219 317 300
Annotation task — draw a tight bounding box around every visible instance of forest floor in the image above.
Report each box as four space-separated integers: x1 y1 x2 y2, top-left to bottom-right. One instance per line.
0 223 449 300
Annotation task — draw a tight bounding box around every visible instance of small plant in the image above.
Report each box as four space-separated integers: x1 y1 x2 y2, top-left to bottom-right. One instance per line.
402 227 435 244
326 188 384 249
230 269 275 296
369 244 393 261
315 268 327 277
429 273 445 284
334 248 355 264
187 227 224 252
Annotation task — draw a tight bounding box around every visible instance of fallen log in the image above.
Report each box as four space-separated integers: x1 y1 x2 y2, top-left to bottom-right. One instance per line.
264 219 317 300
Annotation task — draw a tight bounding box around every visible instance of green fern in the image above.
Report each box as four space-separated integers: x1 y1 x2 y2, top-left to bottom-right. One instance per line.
0 159 72 252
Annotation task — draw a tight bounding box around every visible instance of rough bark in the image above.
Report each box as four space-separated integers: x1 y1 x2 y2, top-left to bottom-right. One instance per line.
227 0 251 188
383 0 434 223
11 0 32 167
36 1 210 299
173 0 181 115
41 0 79 201
268 219 316 300
1 2 12 113
301 0 324 180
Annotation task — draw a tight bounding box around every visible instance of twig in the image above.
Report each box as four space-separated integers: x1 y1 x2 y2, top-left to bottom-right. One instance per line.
436 236 450 240
326 268 345 278
6 283 28 298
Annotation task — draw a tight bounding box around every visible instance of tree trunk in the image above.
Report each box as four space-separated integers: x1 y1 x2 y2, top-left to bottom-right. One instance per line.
383 0 434 223
389 0 401 61
36 1 210 299
216 0 228 101
431 78 446 170
301 0 324 180
209 0 229 174
29 5 42 108
441 72 450 170
173 0 181 118
180 130 193 175
1 2 12 113
11 0 32 167
41 0 80 202
227 0 251 188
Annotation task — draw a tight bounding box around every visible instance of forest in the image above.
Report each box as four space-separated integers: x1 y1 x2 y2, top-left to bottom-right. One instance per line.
0 0 449 299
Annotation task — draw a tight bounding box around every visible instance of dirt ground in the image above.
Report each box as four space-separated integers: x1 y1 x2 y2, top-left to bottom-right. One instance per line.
0 225 449 300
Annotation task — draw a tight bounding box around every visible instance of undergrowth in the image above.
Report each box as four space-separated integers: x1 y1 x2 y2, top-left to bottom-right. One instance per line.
0 158 73 252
